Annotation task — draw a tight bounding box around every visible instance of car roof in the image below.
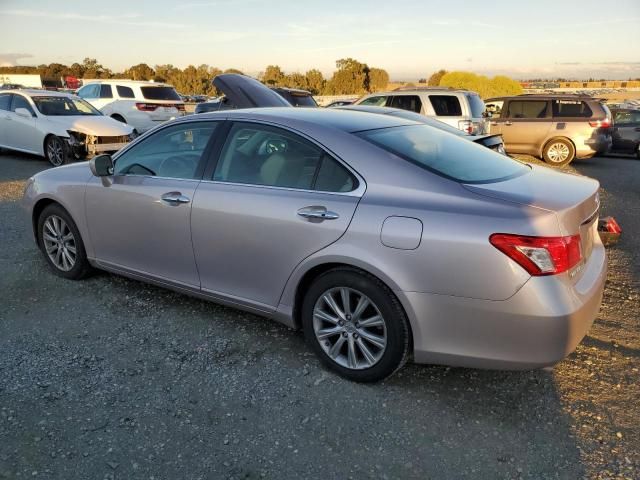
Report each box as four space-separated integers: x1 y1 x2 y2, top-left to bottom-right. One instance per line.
487 94 600 102
84 80 171 87
365 88 476 96
183 107 419 133
0 89 75 98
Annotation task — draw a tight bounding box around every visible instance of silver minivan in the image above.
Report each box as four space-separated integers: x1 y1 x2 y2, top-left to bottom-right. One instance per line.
355 87 488 134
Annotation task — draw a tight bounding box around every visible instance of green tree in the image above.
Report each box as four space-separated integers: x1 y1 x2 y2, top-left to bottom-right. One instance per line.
123 63 155 81
439 71 522 98
325 58 370 95
428 69 448 86
262 65 285 86
304 69 325 95
369 67 389 92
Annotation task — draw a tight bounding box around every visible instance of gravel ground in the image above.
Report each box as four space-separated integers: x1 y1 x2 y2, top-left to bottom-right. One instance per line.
0 151 638 480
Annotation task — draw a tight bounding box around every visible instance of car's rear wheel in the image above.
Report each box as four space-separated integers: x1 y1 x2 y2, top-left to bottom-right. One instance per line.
301 268 410 382
543 138 575 166
37 204 93 279
44 135 69 167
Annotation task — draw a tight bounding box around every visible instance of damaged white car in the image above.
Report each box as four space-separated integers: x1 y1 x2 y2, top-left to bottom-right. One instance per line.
0 89 134 166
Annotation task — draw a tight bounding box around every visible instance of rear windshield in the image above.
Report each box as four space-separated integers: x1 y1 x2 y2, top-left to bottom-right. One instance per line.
140 86 181 101
289 94 317 107
357 124 528 184
466 94 485 118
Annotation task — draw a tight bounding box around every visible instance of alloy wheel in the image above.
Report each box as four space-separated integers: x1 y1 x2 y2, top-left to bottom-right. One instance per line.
546 142 570 163
313 287 387 370
42 215 76 271
47 137 65 166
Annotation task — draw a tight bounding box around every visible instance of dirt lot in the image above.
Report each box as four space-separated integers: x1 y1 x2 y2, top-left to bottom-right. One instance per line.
0 151 638 480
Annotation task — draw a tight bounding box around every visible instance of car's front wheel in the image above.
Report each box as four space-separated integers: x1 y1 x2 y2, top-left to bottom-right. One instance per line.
44 135 69 167
38 204 93 279
302 268 410 382
542 138 575 166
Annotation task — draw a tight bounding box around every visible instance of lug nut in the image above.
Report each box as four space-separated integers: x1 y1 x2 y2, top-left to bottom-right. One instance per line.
354 322 360 328
342 332 348 338
353 333 359 339
346 314 351 320
338 320 345 326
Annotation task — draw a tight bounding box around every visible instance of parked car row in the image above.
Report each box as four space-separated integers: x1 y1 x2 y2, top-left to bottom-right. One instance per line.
23 74 607 382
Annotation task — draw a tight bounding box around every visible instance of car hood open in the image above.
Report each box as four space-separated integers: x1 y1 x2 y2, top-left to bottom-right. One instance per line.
212 74 292 109
47 115 134 136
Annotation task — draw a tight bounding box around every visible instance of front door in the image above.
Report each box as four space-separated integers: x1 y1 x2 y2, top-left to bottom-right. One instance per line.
191 121 362 309
85 120 220 287
6 94 40 153
495 99 552 154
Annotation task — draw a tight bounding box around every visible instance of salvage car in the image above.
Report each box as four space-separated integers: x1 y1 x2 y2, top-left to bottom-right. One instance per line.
24 76 606 382
0 89 134 166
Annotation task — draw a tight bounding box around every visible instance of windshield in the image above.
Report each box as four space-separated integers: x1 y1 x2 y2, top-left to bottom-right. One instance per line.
357 124 527 184
289 94 318 107
466 94 486 118
33 96 102 116
141 86 181 101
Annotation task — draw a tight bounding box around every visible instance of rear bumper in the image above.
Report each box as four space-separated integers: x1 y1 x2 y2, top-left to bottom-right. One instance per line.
577 134 612 158
400 242 607 369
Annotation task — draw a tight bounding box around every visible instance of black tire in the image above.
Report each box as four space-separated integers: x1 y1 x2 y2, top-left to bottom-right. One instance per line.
37 203 93 280
301 267 411 382
111 114 126 123
44 135 70 167
542 138 575 167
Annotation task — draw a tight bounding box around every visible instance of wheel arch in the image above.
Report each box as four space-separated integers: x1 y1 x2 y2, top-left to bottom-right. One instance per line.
111 113 127 123
32 197 62 243
541 135 576 158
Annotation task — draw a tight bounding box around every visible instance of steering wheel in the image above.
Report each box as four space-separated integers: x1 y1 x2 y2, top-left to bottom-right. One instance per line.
122 163 156 176
158 154 196 179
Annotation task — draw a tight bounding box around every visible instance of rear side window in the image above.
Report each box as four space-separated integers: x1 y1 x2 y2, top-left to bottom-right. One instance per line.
551 100 592 118
140 86 181 101
315 156 356 192
428 95 462 116
359 96 388 107
506 100 548 119
0 94 11 111
116 85 135 98
466 94 485 118
357 124 527 184
389 95 422 113
99 84 113 99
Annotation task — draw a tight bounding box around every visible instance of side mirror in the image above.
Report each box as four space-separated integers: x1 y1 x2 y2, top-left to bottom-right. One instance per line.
89 154 114 177
14 107 33 118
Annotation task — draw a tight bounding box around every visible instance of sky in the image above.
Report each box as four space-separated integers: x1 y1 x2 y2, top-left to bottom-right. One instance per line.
0 0 639 80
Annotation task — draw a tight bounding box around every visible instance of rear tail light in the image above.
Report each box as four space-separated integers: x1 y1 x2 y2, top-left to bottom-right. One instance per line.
589 118 611 128
490 233 582 276
458 120 473 134
135 103 160 112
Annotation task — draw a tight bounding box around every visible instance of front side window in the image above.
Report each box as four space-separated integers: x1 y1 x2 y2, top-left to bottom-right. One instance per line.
114 122 217 179
32 96 100 116
357 124 527 184
116 85 135 98
485 100 504 119
551 100 592 118
389 95 422 113
0 93 11 111
140 86 181 101
506 100 548 119
10 95 35 116
214 122 356 192
99 84 113 99
428 95 462 116
359 96 388 107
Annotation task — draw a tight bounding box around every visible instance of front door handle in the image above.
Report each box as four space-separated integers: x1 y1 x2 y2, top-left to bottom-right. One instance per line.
161 191 190 205
297 206 339 221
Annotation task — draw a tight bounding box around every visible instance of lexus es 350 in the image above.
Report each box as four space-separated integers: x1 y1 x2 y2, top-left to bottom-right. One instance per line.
23 106 606 382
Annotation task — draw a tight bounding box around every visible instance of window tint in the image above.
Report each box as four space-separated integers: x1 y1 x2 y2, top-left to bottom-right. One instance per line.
428 95 462 116
389 95 422 113
357 124 527 184
214 123 323 189
114 122 217 179
99 84 113 99
551 100 592 118
140 86 181 101
506 100 548 119
77 84 98 99
0 94 11 111
466 94 486 118
614 110 640 125
11 95 35 116
116 85 135 98
359 96 388 107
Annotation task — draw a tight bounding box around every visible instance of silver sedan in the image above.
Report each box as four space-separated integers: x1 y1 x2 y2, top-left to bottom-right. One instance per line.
23 107 606 382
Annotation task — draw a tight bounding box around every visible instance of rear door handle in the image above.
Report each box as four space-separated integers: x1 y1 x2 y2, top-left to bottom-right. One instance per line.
297 206 339 221
161 191 190 205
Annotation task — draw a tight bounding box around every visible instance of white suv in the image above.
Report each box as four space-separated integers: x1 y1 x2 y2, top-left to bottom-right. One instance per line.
77 80 186 133
355 88 488 134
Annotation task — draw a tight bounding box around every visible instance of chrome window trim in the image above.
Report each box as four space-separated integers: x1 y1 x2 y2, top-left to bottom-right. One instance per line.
198 178 365 198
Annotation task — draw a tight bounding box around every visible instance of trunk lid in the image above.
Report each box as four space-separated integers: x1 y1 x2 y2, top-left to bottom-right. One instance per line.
464 165 600 279
212 74 292 109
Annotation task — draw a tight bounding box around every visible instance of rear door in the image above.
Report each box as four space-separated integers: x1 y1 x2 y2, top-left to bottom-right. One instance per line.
497 99 552 154
425 94 464 130
612 109 640 152
388 95 423 114
191 121 362 310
